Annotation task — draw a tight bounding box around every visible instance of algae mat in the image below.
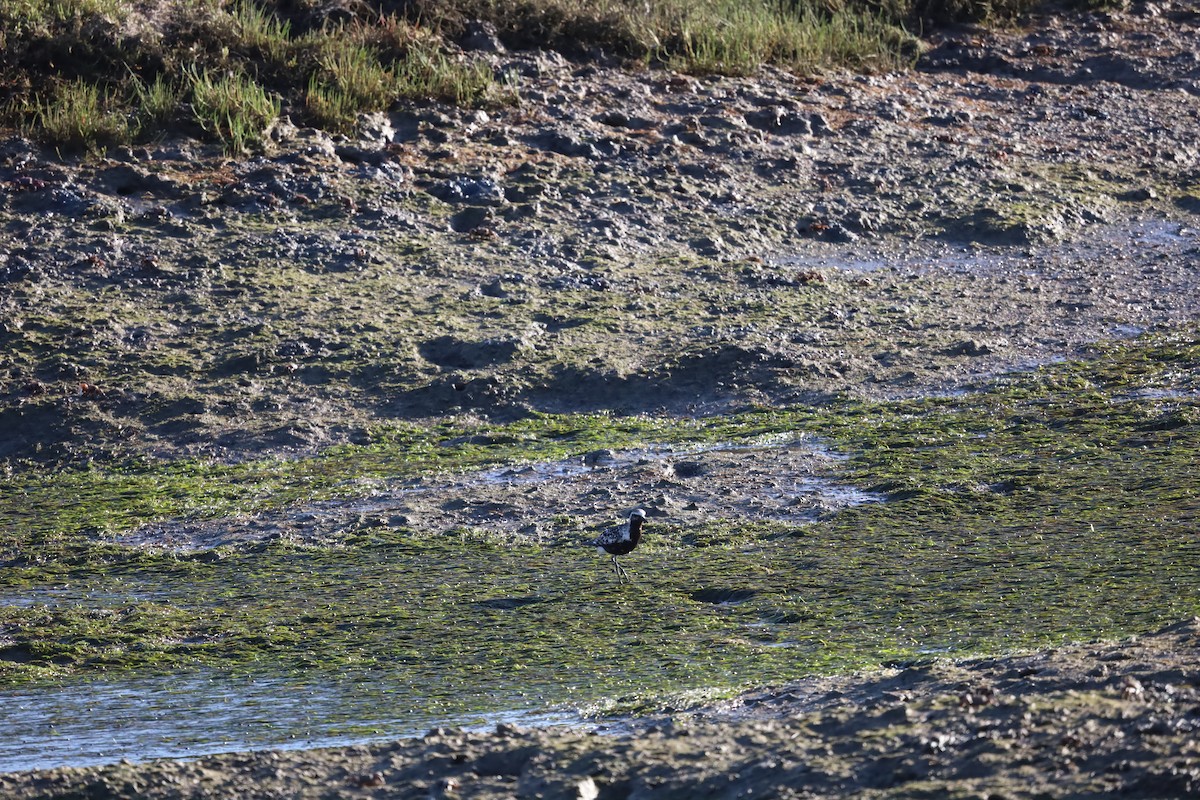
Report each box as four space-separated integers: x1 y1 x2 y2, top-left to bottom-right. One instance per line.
1 332 1198 770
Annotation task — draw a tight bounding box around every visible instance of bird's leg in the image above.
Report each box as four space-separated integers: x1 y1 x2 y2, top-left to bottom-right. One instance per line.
611 556 632 584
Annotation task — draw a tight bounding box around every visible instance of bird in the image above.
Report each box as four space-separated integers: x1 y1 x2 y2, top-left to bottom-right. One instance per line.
587 509 647 584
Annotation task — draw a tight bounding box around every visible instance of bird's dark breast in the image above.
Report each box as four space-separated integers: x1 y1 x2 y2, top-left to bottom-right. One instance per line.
602 540 637 556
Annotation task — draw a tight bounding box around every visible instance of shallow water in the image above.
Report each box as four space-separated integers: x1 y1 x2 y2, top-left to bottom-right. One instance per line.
771 218 1199 276
0 671 581 773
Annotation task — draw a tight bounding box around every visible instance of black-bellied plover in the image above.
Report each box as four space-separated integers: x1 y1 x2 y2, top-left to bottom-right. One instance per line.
588 509 647 584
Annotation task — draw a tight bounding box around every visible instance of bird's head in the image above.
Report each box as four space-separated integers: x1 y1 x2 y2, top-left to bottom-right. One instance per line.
631 508 647 519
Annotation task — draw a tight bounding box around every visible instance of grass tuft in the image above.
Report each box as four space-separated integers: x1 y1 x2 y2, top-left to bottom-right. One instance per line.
230 0 293 64
187 66 281 153
27 78 131 152
304 31 499 131
304 39 395 131
130 71 182 134
393 44 500 105
668 0 916 76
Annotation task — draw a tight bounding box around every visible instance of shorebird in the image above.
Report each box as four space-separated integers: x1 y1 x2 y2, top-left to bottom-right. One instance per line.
588 509 647 584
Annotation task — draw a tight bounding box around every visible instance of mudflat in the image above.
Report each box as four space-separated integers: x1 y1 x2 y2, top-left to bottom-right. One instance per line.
3 3 1199 466
1 1 1199 797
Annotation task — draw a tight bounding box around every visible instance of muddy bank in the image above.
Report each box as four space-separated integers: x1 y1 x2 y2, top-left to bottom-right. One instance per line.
2 2 1199 466
3 618 1197 799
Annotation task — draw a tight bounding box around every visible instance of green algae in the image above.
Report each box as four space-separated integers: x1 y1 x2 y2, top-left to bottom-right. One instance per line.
0 331 1198 725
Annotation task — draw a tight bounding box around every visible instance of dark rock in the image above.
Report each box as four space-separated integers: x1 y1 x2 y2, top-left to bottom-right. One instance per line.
7 175 49 193
145 141 203 163
874 101 909 122
321 246 376 273
94 164 187 197
655 343 799 390
475 596 544 611
386 111 423 143
925 110 974 127
504 182 545 203
528 129 599 159
501 50 569 80
355 112 395 144
480 279 509 298
596 110 654 130
583 449 616 468
334 145 388 166
693 234 725 256
1173 195 1200 214
10 185 102 217
545 271 609 292
844 210 884 234
946 339 995 357
745 107 813 136
475 745 537 776
1117 186 1157 202
502 202 540 221
276 340 313 360
450 206 495 233
0 256 37 283
808 222 859 243
958 207 1062 245
217 352 265 375
460 20 506 53
125 327 152 348
0 643 34 663
920 39 1017 74
418 336 521 369
431 176 506 205
672 461 706 478
0 135 43 168
1070 104 1110 120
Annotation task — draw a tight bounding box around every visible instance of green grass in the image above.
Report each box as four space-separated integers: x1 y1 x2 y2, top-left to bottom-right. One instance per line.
229 0 293 64
667 0 916 75
187 66 281 153
130 72 183 133
0 413 706 560
392 44 502 105
305 42 394 130
0 0 129 37
304 36 500 132
26 78 131 153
